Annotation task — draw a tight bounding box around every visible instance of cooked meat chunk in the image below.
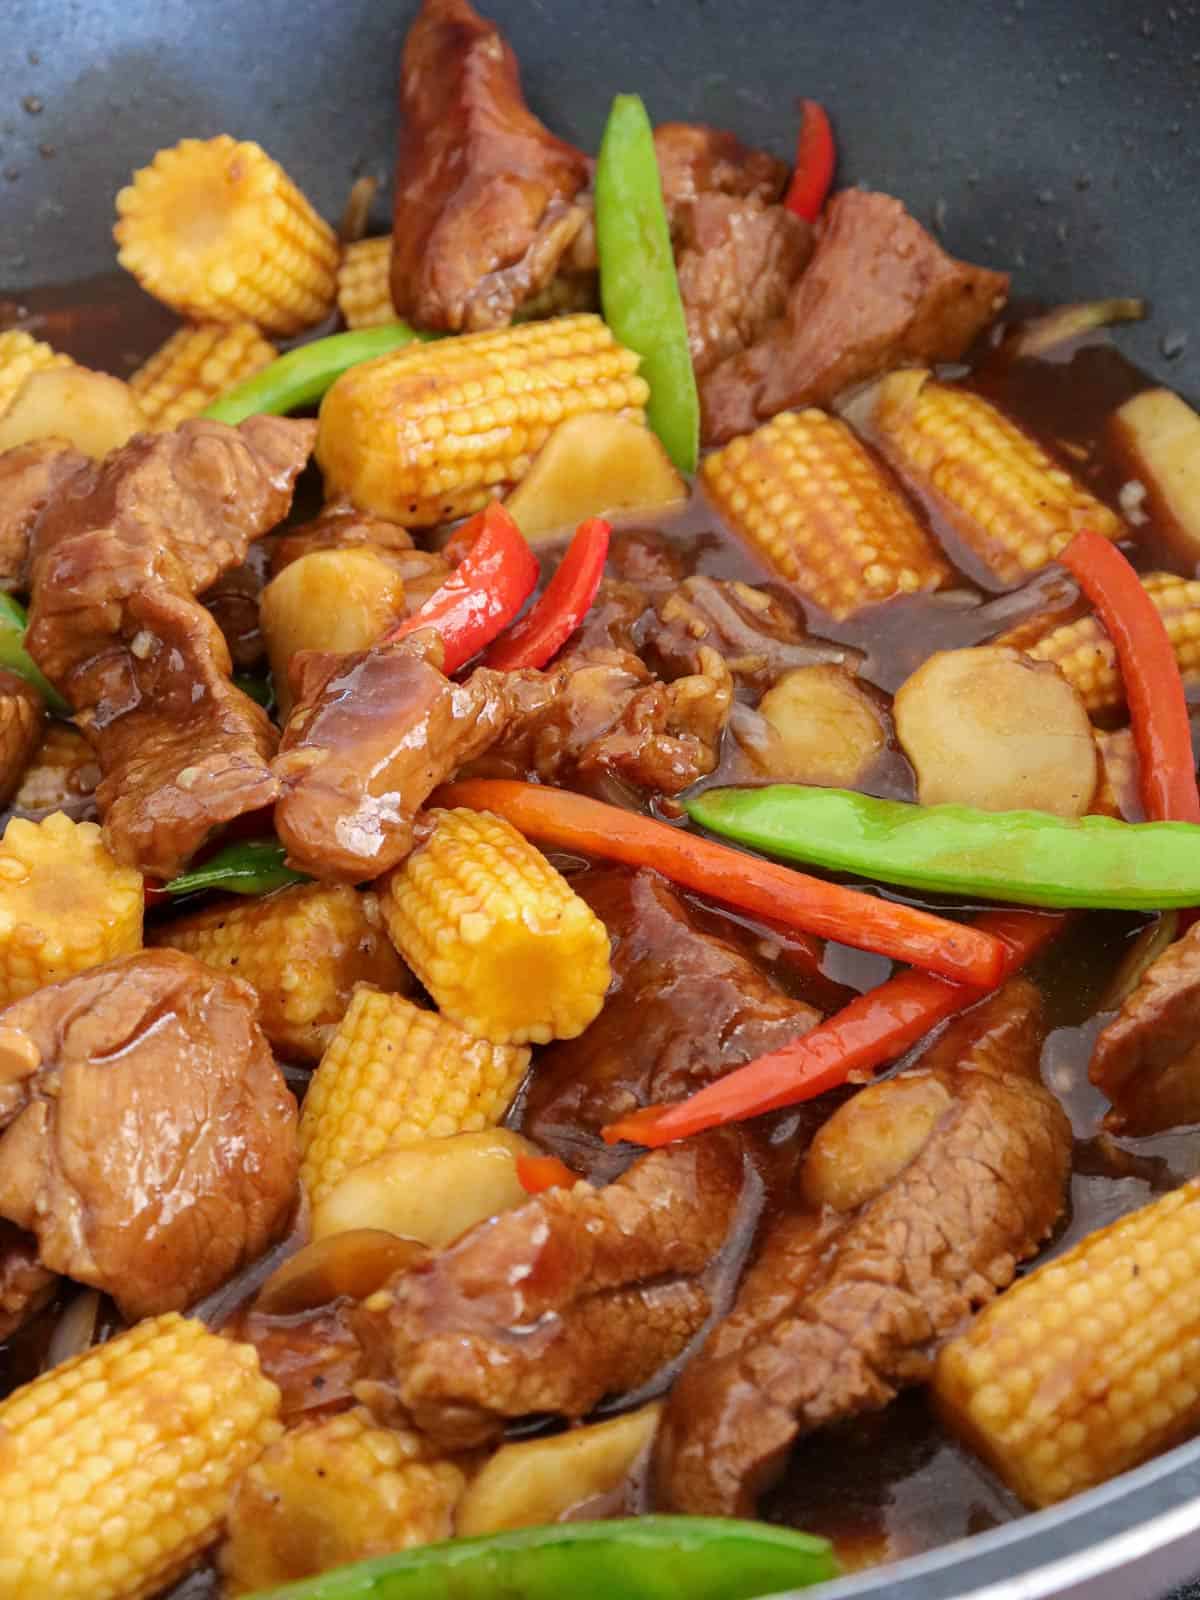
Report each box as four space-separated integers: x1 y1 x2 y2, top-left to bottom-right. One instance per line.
677 195 813 377
645 576 859 692
275 642 512 882
390 0 591 331
352 1131 752 1450
656 981 1071 1515
1090 920 1200 1134
202 556 267 671
269 507 419 577
0 1219 57 1340
525 869 821 1178
0 670 43 807
25 417 313 876
701 190 1010 444
0 949 298 1321
231 1302 367 1425
653 123 789 234
0 438 91 592
608 528 687 595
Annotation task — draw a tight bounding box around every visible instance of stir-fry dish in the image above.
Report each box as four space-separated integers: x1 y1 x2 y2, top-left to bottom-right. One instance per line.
4 3 1200 1596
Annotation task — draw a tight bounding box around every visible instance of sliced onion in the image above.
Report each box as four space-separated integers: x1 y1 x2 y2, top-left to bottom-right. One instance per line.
42 1288 100 1371
1004 298 1146 359
255 1229 426 1316
1102 911 1180 1011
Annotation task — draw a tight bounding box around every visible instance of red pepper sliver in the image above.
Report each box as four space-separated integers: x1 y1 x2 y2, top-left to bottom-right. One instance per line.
385 503 539 674
432 779 1006 988
604 908 1063 1147
484 518 611 672
143 880 169 908
783 100 836 222
516 1153 580 1194
1059 531 1200 826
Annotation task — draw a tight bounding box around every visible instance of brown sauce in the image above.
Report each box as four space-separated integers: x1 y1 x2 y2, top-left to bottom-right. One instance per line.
2 277 1197 1575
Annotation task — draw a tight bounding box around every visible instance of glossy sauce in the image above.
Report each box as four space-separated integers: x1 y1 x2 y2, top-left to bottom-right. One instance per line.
1 277 1196 1575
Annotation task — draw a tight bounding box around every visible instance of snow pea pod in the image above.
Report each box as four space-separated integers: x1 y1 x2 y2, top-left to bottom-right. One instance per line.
200 324 430 424
165 838 308 898
687 784 1200 911
246 1517 837 1600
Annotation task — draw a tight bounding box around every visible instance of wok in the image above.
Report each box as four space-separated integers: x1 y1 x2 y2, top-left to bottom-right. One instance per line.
2 0 1200 1595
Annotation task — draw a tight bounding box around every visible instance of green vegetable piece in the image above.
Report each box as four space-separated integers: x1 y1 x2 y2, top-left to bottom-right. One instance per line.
595 94 700 474
687 784 1200 912
245 1516 837 1600
0 593 70 714
234 671 274 709
165 838 309 898
200 324 431 425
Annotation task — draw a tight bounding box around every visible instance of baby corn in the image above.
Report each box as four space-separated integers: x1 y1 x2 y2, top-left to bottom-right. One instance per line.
994 571 1200 720
700 409 951 619
0 1312 282 1600
0 329 75 415
936 1177 1200 1508
868 369 1123 585
337 235 395 329
114 136 340 335
315 313 649 525
380 807 611 1046
153 884 410 1061
129 321 278 429
220 1408 464 1594
12 722 100 818
299 988 530 1204
0 812 142 1004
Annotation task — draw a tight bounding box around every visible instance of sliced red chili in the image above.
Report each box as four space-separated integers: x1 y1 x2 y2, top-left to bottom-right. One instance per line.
515 1153 581 1194
484 518 611 671
783 100 836 222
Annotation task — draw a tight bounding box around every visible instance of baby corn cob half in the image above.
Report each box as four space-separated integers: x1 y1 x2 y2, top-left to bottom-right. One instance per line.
700 409 951 620
867 368 1123 586
994 571 1200 721
0 329 75 415
220 1408 464 1594
0 1312 282 1600
380 808 611 1046
315 313 649 525
337 235 395 329
0 812 142 1004
13 722 100 818
153 883 411 1061
936 1177 1200 1508
129 322 278 429
299 988 530 1204
114 136 340 335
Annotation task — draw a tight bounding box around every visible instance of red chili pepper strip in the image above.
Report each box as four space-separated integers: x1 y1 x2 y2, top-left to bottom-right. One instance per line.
144 880 169 908
604 908 1063 1147
385 503 539 674
1060 531 1200 826
516 1154 581 1194
433 779 1007 987
783 101 836 222
484 518 611 671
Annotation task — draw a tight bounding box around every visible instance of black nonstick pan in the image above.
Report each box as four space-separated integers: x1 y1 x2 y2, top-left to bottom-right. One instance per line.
2 1 1200 1596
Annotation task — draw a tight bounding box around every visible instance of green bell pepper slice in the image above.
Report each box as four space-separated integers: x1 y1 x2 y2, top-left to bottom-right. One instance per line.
595 94 700 474
687 784 1200 911
246 1516 837 1600
0 592 69 714
164 838 308 898
200 323 431 425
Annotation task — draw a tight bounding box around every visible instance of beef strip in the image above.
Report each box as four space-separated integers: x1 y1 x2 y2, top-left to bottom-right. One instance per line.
701 189 1010 444
351 1130 753 1451
1090 920 1200 1134
390 0 591 331
524 869 821 1179
26 417 314 877
656 980 1071 1515
0 439 91 592
653 123 790 236
0 1219 57 1340
0 949 298 1321
0 670 43 807
645 575 860 693
270 507 415 575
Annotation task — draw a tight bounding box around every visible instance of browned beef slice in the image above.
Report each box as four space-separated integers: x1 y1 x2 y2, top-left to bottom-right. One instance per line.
677 195 813 377
653 123 789 234
231 1301 368 1426
645 576 859 692
701 189 1010 444
524 869 821 1177
0 439 92 593
351 1131 751 1450
1090 920 1200 1134
274 642 513 882
390 0 590 331
656 981 1071 1515
0 1219 57 1340
25 417 313 876
0 949 298 1321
